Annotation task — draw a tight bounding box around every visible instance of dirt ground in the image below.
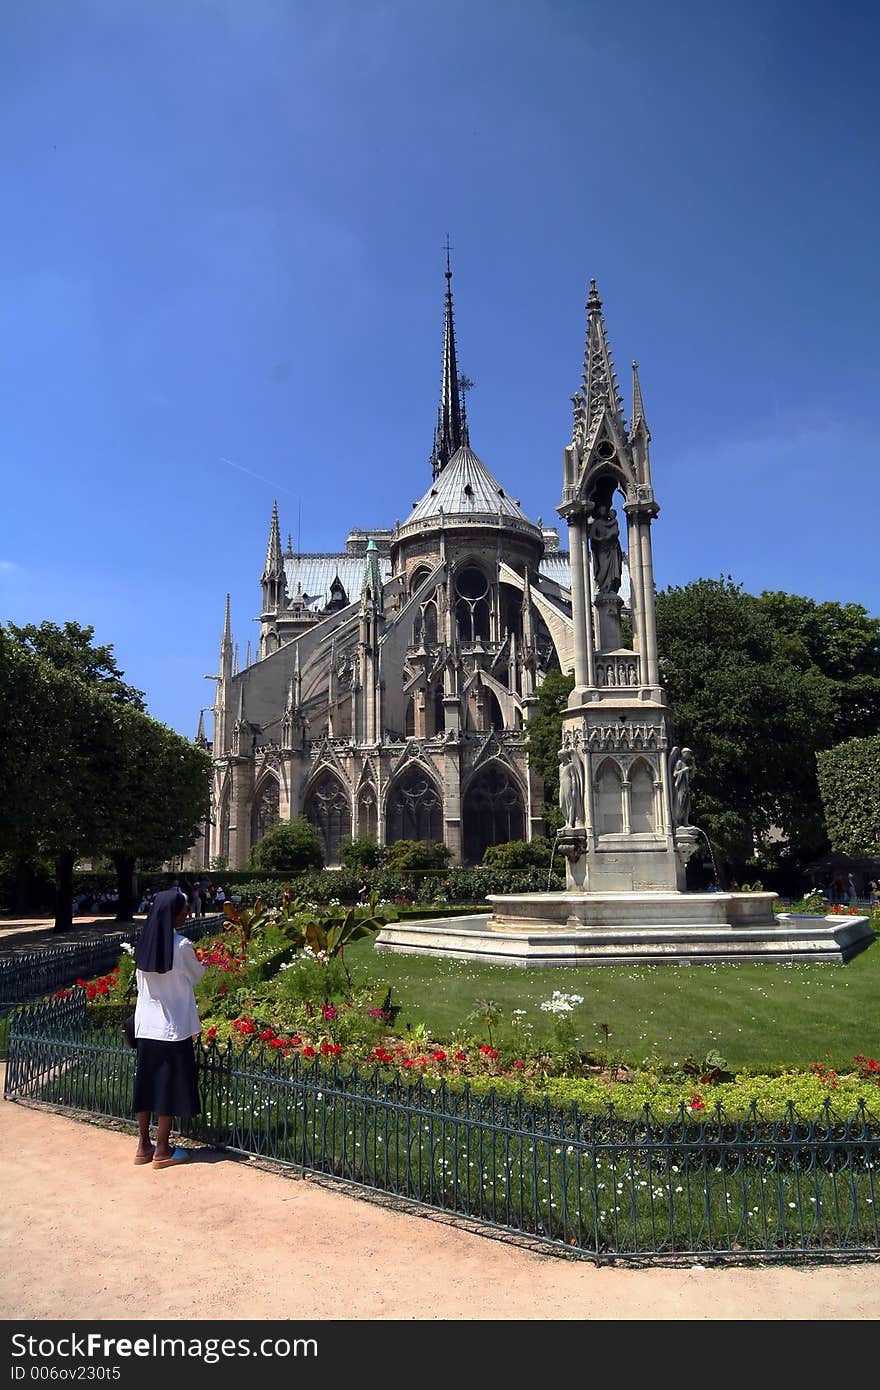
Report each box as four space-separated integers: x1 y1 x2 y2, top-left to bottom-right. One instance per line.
1 1094 878 1321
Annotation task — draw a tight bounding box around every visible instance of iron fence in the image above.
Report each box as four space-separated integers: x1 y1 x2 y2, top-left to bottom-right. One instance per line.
5 994 879 1261
0 935 125 1006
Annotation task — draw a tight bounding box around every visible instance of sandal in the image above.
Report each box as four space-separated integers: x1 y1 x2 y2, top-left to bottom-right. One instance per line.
133 1148 155 1166
152 1146 190 1169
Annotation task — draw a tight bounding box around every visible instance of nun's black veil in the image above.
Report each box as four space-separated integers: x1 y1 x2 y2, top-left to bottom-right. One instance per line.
135 887 186 974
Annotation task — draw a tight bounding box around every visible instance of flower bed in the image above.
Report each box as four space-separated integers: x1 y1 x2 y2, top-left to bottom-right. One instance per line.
78 900 880 1126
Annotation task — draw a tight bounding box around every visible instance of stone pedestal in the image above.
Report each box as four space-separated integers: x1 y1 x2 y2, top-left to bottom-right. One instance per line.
595 591 623 651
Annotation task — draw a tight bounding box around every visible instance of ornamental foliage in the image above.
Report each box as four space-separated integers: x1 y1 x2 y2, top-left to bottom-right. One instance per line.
816 734 880 857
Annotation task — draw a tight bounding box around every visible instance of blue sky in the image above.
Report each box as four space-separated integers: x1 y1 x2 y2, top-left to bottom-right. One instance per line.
2 0 878 735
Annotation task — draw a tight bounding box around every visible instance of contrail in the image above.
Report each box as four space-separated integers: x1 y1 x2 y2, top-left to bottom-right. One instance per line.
219 456 298 498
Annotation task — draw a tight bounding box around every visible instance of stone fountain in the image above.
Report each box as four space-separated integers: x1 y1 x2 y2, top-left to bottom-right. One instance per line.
376 283 873 966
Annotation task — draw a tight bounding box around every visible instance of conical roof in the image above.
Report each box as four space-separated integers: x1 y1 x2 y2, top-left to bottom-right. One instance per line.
403 445 539 532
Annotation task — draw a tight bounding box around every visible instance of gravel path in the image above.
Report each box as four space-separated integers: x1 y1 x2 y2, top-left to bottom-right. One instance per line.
1 1095 878 1320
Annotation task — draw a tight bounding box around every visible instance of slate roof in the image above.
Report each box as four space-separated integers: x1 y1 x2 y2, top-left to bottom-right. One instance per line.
404 445 538 528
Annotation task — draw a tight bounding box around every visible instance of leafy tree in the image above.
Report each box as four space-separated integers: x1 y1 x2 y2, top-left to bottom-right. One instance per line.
105 710 211 919
249 818 324 872
526 669 574 832
6 621 145 709
655 579 837 866
755 592 880 741
816 735 880 856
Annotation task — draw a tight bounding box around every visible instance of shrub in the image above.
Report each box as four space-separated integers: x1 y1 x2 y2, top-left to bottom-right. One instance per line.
817 734 880 856
482 838 554 871
249 818 324 872
339 836 384 871
382 840 451 871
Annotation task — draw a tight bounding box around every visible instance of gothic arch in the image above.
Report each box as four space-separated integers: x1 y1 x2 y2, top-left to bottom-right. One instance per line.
461 761 525 864
628 757 656 834
251 773 280 845
594 757 624 835
385 764 443 846
303 769 352 866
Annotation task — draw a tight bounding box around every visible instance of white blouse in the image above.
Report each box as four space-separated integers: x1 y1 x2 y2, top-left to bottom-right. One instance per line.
134 933 206 1042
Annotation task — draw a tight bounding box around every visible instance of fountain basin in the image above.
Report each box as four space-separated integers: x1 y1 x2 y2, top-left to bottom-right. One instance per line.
374 896 874 967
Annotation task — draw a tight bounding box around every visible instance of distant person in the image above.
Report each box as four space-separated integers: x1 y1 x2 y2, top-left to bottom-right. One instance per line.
131 887 206 1168
214 885 226 908
191 883 202 918
847 873 858 905
869 880 880 909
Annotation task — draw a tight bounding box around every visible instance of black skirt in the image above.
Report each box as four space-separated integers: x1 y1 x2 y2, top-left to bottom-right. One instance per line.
133 1037 200 1119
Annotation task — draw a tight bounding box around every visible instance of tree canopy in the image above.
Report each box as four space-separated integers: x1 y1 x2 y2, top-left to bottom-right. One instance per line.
816 735 880 857
0 623 209 926
7 621 145 709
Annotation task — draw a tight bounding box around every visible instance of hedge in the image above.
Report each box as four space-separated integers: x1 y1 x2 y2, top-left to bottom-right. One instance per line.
817 734 880 857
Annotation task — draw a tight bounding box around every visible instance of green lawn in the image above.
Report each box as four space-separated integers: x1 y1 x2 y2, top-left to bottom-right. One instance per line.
345 936 880 1071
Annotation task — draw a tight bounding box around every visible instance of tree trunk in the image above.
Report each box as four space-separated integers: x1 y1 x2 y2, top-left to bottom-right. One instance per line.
54 852 76 931
14 856 32 915
113 852 137 922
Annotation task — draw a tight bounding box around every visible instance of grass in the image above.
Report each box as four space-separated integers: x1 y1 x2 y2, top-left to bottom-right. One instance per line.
343 936 880 1071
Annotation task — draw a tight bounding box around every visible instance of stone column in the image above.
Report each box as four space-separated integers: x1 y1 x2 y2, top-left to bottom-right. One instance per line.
229 759 254 869
639 521 660 685
567 515 590 688
580 526 597 682
626 510 649 685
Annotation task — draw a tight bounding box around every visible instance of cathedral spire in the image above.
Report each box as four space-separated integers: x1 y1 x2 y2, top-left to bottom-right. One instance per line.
262 499 284 580
361 537 383 612
629 359 650 440
220 593 233 680
571 279 627 451
430 242 465 479
195 708 207 746
222 593 232 648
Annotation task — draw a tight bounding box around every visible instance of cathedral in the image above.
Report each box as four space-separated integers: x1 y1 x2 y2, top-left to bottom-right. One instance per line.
199 264 635 869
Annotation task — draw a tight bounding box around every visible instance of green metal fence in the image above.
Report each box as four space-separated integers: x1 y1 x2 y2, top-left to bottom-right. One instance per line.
5 993 879 1261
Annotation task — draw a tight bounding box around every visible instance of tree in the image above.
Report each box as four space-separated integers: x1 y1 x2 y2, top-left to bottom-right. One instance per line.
105 710 211 919
817 735 880 857
7 621 145 709
249 818 325 872
655 579 838 867
525 669 574 832
0 623 210 927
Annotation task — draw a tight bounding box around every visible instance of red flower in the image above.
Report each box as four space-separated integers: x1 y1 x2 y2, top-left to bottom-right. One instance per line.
402 1058 415 1068
322 1004 337 1021
513 1060 525 1070
292 1035 302 1046
690 1094 706 1111
431 1050 446 1062
302 1045 317 1058
205 1026 217 1040
479 1045 499 1059
259 1028 276 1042
454 1050 468 1062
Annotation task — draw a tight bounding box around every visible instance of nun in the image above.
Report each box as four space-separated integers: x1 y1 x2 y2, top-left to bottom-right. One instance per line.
132 887 206 1168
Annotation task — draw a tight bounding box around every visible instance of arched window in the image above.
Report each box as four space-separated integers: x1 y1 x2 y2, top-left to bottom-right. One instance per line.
455 565 490 642
595 760 624 835
304 772 351 866
629 760 655 834
433 687 445 735
251 776 280 845
462 764 525 864
386 767 443 845
358 785 378 840
404 697 416 737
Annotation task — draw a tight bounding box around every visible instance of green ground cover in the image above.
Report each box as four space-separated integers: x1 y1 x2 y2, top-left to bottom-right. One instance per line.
345 936 880 1072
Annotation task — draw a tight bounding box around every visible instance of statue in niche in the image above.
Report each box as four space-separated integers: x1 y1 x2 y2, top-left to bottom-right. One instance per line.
559 746 585 828
670 747 696 826
590 504 623 594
